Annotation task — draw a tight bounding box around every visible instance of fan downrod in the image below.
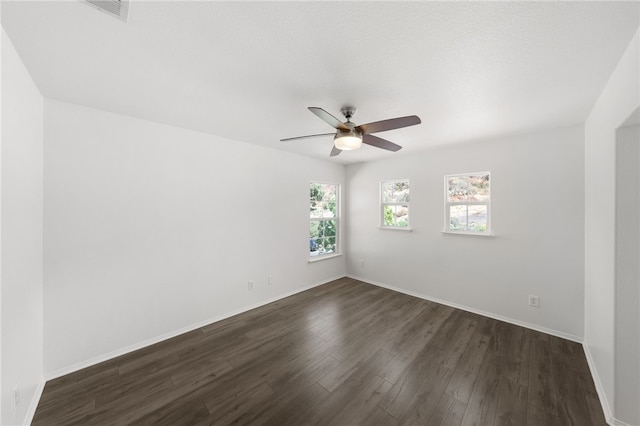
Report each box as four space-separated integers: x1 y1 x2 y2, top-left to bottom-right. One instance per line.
340 106 357 122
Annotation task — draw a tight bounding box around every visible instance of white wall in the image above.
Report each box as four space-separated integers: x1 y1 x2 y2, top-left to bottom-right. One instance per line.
585 29 639 425
346 125 585 339
43 99 346 376
1 29 44 425
615 123 640 426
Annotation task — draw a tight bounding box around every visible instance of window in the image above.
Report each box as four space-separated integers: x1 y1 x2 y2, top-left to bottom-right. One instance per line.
445 173 490 234
381 180 410 228
310 182 339 257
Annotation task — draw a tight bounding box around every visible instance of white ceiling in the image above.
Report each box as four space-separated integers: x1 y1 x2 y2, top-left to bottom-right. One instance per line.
2 1 639 164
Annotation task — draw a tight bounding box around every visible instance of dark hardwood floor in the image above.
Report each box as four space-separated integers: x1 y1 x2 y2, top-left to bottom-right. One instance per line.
33 278 606 425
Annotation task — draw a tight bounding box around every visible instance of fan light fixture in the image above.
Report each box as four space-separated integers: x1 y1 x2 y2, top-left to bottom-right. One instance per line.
334 130 362 150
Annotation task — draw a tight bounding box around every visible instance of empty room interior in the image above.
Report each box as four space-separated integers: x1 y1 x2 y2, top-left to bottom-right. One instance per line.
1 1 639 425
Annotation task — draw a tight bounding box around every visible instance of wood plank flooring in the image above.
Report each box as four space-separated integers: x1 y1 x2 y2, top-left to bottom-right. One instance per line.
33 278 606 425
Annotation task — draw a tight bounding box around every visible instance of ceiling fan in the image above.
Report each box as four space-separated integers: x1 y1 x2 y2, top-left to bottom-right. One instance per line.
281 107 421 157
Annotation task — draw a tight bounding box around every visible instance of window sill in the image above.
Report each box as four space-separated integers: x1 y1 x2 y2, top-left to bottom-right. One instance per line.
378 226 413 232
442 231 494 238
308 253 343 263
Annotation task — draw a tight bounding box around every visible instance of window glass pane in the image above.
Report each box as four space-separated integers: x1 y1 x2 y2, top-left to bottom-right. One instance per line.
310 221 321 238
323 195 336 218
325 184 337 217
310 202 324 218
448 177 468 202
310 242 319 255
393 181 410 203
382 182 394 203
324 237 336 253
310 221 320 254
468 175 490 201
324 219 336 238
450 205 467 230
385 205 409 227
310 183 324 201
383 205 394 226
310 183 323 218
383 181 409 203
468 205 488 232
319 183 335 195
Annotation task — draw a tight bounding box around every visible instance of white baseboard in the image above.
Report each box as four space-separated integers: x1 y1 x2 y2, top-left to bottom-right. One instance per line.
582 343 614 425
44 275 343 381
582 343 635 426
610 419 636 426
23 379 45 426
347 274 584 343
610 417 636 426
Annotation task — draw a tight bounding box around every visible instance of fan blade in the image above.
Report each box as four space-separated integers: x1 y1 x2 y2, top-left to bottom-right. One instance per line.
357 115 421 135
362 134 402 152
330 146 342 157
280 133 335 142
309 107 349 130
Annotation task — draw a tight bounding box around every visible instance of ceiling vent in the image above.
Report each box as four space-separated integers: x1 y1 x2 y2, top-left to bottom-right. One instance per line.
85 0 129 22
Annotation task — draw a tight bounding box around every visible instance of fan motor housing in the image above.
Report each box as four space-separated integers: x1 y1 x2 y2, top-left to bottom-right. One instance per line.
340 106 357 121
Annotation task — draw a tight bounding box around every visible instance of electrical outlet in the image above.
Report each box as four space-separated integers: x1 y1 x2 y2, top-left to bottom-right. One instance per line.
13 385 20 410
360 259 365 268
528 295 540 308
267 275 273 285
248 280 254 291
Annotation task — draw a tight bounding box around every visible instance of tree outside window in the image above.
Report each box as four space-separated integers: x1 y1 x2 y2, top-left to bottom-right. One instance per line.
310 183 338 257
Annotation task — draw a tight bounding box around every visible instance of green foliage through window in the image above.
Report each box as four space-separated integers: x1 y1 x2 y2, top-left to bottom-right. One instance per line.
310 183 338 256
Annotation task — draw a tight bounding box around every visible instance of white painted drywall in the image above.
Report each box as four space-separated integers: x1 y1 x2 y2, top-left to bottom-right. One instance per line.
346 125 585 339
1 29 44 425
42 99 346 375
585 28 639 424
615 123 640 426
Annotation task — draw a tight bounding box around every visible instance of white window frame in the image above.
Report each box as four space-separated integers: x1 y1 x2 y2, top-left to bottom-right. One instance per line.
380 179 411 230
309 182 340 259
444 172 491 235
